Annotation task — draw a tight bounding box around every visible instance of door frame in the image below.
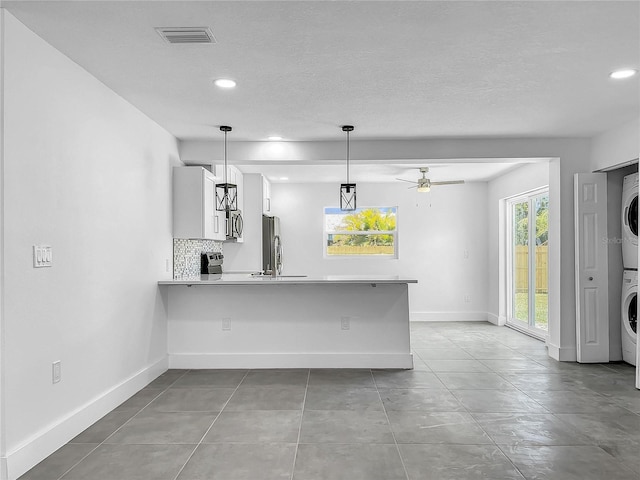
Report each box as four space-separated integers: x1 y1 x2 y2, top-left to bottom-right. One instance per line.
505 187 550 340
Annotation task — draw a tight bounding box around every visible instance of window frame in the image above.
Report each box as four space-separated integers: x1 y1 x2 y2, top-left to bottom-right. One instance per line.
323 206 399 259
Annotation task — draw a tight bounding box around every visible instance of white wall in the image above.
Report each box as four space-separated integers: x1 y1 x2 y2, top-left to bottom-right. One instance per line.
2 12 179 478
591 116 640 172
486 162 550 324
269 181 489 320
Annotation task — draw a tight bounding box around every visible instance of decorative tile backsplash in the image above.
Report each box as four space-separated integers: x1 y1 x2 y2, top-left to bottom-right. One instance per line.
173 239 223 278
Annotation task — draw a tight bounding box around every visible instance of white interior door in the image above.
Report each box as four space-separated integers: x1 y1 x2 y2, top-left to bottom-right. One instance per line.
574 173 609 363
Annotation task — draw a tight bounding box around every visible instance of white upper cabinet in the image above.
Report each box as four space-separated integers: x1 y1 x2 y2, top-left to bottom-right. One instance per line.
173 166 226 241
262 176 272 214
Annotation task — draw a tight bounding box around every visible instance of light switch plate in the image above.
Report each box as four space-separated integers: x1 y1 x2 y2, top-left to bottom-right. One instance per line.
33 245 53 268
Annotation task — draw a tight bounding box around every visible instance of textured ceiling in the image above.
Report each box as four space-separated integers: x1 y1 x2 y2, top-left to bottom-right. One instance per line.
4 0 639 143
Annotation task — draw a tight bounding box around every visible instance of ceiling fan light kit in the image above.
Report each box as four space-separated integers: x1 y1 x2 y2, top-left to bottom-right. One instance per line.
340 125 356 211
397 167 464 192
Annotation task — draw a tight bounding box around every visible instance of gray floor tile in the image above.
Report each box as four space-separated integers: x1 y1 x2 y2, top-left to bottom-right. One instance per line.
18 444 97 480
146 387 235 412
241 369 309 387
410 357 432 371
413 347 474 360
451 389 548 413
26 322 640 480
379 388 465 412
387 411 492 444
293 443 406 480
554 411 640 443
601 362 637 374
299 410 394 443
70 410 137 443
524 389 624 413
436 372 514 390
423 359 491 373
609 391 640 413
499 373 594 392
472 413 594 446
146 369 188 388
572 372 639 394
307 369 375 387
372 370 446 389
114 388 164 412
203 410 301 443
304 386 384 411
600 442 640 475
461 346 528 360
172 369 248 388
400 444 525 480
224 386 306 411
177 443 295 480
503 445 638 480
60 444 194 480
104 411 217 444
480 359 550 372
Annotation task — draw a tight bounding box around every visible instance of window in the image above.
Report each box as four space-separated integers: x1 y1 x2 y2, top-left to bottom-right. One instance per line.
324 207 398 257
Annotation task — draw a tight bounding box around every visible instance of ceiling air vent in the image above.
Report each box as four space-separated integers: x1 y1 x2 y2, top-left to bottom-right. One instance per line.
155 27 216 44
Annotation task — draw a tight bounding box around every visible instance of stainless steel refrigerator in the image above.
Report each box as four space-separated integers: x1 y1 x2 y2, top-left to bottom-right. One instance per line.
262 215 283 275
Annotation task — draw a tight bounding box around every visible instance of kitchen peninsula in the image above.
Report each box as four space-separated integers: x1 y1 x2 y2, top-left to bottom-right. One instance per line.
159 274 417 369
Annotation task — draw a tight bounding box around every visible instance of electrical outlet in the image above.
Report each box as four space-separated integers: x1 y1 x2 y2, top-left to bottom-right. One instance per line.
222 318 231 331
52 361 61 384
463 250 469 259
165 259 171 273
464 294 471 303
341 316 350 330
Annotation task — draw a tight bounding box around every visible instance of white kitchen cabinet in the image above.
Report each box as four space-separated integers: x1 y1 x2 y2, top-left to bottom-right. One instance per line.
262 176 272 214
173 166 226 241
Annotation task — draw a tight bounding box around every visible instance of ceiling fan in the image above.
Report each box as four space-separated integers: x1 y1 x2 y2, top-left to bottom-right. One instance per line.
396 167 464 192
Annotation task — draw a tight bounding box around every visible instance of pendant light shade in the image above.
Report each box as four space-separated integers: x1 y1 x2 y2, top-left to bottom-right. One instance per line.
340 125 356 211
215 125 238 212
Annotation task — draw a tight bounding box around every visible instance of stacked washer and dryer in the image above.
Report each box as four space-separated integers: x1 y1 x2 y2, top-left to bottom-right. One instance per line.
621 172 638 366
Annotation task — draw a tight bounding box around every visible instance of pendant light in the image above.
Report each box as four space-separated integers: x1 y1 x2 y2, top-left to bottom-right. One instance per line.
215 125 238 212
340 125 356 211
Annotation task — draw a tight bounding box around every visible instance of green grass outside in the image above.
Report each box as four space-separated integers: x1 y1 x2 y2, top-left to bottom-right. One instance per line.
515 292 549 331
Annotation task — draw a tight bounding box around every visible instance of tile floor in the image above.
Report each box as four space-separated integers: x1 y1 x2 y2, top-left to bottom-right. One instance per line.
19 322 640 480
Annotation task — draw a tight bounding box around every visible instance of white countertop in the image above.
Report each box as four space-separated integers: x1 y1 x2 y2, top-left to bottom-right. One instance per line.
159 273 418 286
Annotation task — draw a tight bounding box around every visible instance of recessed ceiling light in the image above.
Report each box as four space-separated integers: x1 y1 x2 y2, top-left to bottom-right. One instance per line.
268 136 283 141
214 78 236 88
279 176 289 181
610 69 638 79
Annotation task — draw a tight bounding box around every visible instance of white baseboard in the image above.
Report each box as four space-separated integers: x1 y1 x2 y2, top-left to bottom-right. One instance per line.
486 313 506 326
169 353 414 370
410 311 488 322
546 342 577 362
8 357 168 480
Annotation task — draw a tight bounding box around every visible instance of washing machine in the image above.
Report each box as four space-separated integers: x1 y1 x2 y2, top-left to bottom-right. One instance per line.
622 173 638 269
622 269 637 366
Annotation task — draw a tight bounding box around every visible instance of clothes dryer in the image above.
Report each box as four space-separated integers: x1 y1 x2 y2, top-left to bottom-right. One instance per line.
622 173 638 269
622 269 637 366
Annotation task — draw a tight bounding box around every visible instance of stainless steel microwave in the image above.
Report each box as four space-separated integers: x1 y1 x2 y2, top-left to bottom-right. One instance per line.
226 210 243 241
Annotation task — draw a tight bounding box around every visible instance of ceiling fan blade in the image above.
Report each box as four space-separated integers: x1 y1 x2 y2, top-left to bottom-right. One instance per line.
407 185 418 189
430 180 465 186
396 178 418 184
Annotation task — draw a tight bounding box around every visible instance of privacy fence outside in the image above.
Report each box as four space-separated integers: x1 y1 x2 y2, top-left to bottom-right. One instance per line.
514 245 549 293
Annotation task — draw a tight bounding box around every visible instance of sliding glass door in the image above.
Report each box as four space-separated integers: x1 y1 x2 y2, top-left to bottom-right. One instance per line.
507 189 549 338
